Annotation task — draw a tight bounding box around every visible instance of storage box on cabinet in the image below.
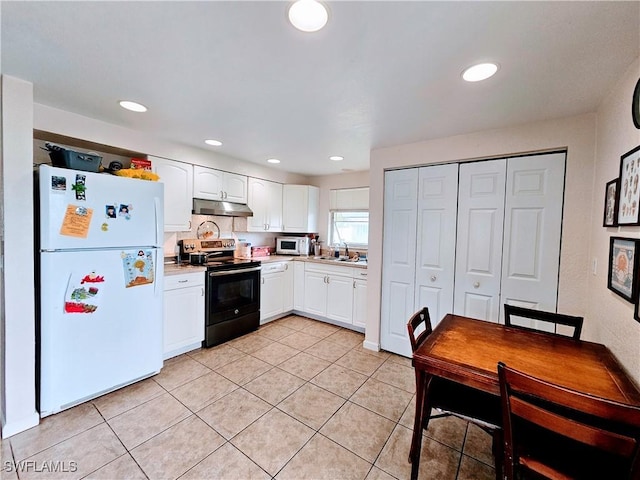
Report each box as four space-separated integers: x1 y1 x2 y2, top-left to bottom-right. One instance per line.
163 271 205 359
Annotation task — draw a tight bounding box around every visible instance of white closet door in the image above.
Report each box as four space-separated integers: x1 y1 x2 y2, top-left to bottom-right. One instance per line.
454 159 506 322
381 169 418 357
500 153 565 328
415 164 459 328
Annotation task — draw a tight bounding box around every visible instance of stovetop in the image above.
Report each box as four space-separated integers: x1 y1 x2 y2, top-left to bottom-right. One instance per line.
201 257 261 271
176 257 261 271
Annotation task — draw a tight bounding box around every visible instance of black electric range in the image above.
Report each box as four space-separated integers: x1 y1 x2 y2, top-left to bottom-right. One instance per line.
179 238 262 347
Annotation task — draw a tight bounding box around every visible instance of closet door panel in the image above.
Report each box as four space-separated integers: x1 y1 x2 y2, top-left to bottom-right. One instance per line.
381 169 418 356
454 159 506 322
415 164 458 327
501 153 565 325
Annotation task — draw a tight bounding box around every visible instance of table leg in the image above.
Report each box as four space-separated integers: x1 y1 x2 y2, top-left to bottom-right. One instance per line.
409 370 434 480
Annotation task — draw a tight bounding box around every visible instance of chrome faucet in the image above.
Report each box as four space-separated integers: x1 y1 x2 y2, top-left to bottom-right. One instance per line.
343 242 349 258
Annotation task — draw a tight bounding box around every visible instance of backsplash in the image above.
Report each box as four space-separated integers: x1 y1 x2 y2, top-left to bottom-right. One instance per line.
163 215 277 258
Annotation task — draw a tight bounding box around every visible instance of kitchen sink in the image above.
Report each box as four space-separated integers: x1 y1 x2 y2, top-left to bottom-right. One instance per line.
313 256 366 264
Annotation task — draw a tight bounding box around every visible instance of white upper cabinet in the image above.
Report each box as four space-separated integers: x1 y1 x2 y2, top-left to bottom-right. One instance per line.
247 177 283 232
151 156 193 232
193 166 247 203
282 185 320 233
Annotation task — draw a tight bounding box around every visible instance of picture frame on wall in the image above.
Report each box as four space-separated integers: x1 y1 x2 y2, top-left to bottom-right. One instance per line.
608 236 640 303
603 178 619 227
616 145 640 225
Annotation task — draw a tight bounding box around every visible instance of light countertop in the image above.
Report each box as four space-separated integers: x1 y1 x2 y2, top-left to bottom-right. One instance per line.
163 254 367 276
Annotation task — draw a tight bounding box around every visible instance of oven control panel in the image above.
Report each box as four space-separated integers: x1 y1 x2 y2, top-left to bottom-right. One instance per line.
179 238 236 253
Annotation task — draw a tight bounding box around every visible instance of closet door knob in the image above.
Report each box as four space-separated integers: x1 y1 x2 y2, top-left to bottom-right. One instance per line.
430 275 437 282
473 282 480 289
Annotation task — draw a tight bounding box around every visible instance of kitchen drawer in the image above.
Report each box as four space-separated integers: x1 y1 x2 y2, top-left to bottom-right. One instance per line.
304 262 354 278
353 269 368 279
164 271 205 290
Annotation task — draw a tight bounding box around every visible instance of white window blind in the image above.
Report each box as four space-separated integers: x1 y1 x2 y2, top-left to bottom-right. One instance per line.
329 187 369 211
329 187 369 247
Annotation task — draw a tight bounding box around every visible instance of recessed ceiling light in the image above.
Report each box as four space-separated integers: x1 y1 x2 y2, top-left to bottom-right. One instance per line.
205 139 222 146
462 63 499 82
267 158 281 164
119 100 147 112
288 0 329 32
329 156 344 161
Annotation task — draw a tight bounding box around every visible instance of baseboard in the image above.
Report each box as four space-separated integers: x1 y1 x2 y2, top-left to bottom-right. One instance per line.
2 411 40 439
362 340 380 352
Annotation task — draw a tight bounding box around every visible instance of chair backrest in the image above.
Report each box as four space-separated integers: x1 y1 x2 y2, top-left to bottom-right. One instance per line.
503 304 583 339
498 362 640 480
407 307 432 352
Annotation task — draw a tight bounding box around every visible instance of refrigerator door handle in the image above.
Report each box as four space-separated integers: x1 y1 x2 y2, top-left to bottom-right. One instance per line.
154 196 162 246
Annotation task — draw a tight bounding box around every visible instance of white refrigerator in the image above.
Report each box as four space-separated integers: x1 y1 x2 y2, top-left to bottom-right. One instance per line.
38 165 164 416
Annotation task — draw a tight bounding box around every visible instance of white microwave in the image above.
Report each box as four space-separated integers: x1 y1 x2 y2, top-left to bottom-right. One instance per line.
276 237 311 256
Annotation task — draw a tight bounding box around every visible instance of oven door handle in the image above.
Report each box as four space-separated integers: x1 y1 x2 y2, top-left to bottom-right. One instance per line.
208 266 262 277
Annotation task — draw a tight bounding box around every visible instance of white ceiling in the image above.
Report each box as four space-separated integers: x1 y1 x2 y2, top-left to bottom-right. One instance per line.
2 1 639 176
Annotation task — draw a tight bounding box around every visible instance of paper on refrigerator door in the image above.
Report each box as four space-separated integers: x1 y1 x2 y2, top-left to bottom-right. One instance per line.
121 249 155 288
64 271 105 314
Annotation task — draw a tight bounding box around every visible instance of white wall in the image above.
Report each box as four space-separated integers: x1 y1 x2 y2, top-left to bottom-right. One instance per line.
309 170 370 250
1 76 39 438
368 113 597 355
588 58 640 379
34 104 309 186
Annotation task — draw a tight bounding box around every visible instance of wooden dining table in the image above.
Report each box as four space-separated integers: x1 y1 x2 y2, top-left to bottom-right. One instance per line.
409 313 640 480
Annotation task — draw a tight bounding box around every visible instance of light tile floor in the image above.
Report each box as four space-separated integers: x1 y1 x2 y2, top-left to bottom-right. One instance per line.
2 315 496 480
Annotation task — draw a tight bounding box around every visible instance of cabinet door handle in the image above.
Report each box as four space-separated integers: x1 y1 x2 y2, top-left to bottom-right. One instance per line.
353 280 356 289
326 276 330 284
261 277 265 284
201 287 204 296
220 190 224 199
284 264 288 270
178 279 188 283
430 275 437 282
473 281 480 289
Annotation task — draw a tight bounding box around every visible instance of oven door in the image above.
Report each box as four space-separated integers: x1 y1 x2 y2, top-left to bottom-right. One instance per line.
205 266 261 324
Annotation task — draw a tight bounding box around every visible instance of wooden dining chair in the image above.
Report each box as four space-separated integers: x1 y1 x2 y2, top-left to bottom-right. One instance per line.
407 308 503 480
503 304 584 339
498 361 640 480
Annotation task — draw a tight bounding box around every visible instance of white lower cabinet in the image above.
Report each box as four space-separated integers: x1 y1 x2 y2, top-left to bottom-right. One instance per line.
293 261 305 311
283 262 294 312
304 270 330 317
303 263 355 326
352 271 368 329
259 259 366 331
260 261 292 323
163 272 205 360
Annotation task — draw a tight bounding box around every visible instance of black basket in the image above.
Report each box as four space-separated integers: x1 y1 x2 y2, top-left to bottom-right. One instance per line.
45 143 102 172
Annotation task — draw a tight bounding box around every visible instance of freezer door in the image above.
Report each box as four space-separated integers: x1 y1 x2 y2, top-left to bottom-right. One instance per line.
39 165 164 250
39 248 163 416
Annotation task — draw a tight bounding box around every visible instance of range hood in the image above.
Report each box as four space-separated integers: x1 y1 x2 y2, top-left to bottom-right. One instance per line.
193 198 253 217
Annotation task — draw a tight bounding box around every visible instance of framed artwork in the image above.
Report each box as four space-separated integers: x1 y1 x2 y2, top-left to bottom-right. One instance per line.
633 77 640 129
608 237 640 303
616 145 640 225
603 178 618 227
